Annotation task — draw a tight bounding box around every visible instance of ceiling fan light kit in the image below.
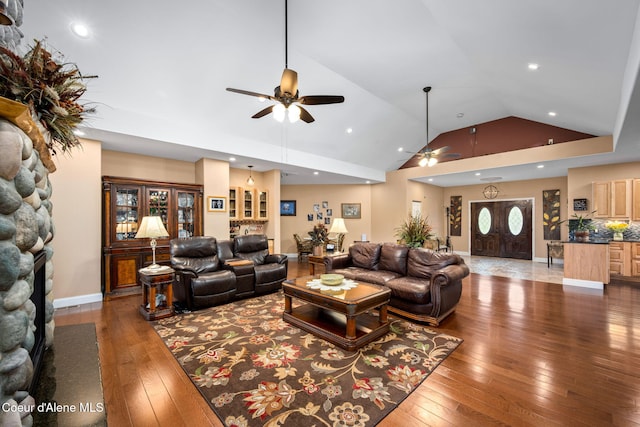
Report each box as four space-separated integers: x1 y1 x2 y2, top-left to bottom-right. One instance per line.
226 0 344 124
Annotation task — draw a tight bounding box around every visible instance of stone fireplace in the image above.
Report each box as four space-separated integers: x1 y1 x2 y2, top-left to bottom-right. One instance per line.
0 114 56 425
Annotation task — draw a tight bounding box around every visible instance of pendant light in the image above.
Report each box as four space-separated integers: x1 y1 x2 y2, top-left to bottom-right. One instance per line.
246 165 255 185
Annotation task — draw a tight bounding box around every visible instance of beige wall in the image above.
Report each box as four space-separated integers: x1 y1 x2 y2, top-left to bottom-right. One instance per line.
443 177 568 258
102 150 196 183
50 139 102 302
280 185 372 254
197 158 230 238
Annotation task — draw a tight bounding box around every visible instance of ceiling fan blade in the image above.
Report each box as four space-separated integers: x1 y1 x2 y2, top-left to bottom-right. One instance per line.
226 87 274 100
251 105 275 119
280 68 298 97
298 106 315 123
299 95 345 105
430 146 452 156
440 152 462 159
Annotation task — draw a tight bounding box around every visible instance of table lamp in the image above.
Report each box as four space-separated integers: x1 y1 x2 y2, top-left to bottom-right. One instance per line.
135 216 169 270
329 218 348 252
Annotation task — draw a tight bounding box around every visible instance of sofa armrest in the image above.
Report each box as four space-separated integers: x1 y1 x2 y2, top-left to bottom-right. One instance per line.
173 264 198 278
324 253 351 271
434 263 470 285
429 263 469 317
265 254 288 265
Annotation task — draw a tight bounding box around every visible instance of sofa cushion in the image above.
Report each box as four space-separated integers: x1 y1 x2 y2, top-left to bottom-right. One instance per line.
378 243 409 275
355 270 402 286
349 243 382 270
170 236 220 274
407 248 459 279
386 276 431 305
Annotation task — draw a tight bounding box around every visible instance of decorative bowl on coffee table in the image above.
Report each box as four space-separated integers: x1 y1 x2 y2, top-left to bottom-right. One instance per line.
320 274 344 286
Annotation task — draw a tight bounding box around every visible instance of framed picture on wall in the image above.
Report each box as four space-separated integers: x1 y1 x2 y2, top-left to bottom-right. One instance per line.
207 196 226 212
341 203 361 219
280 200 296 216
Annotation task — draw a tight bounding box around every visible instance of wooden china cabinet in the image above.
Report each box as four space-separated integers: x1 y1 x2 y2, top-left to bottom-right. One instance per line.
102 176 203 295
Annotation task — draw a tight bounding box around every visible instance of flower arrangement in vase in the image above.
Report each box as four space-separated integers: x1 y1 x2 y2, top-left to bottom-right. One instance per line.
605 221 629 241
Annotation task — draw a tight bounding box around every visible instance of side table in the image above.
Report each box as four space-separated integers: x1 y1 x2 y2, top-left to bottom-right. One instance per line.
139 266 175 320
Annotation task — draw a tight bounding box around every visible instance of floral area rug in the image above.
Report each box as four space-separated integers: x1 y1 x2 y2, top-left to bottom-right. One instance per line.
153 291 462 427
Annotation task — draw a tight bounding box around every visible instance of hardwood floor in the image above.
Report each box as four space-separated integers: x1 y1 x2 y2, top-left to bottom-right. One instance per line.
53 260 640 426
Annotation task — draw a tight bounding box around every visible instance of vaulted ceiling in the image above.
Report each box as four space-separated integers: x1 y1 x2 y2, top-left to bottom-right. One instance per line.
19 0 640 186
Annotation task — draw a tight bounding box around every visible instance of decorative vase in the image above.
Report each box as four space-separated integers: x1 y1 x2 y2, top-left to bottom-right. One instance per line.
312 245 323 256
613 232 623 241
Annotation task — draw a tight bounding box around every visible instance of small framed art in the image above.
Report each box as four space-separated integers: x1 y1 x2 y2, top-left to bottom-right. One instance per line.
280 200 296 216
341 203 361 219
207 196 226 212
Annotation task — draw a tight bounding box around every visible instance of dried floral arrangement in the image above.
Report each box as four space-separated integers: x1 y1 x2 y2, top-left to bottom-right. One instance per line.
0 39 97 155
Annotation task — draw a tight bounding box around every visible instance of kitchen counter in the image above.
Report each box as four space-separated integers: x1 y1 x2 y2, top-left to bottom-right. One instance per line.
563 241 609 290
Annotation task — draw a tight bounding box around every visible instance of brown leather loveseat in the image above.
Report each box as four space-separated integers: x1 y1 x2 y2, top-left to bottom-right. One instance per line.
170 235 287 311
324 242 469 326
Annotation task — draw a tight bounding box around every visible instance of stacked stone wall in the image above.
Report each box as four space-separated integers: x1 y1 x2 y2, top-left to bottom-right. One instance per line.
0 118 54 426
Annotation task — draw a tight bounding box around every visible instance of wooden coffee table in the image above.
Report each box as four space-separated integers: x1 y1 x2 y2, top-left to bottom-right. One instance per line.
282 276 391 351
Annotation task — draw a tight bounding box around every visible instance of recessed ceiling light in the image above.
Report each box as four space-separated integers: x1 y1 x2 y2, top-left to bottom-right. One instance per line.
366 180 371 184
548 111 557 117
313 171 319 175
397 147 403 152
346 128 353 134
70 22 91 38
537 164 544 169
428 178 434 182
456 113 464 118
528 63 539 70
73 129 85 136
475 172 481 176
229 157 236 162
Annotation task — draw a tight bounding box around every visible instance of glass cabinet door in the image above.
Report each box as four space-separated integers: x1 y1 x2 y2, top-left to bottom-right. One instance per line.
177 191 196 238
147 189 170 233
242 188 254 219
229 187 238 220
115 187 139 240
256 189 268 220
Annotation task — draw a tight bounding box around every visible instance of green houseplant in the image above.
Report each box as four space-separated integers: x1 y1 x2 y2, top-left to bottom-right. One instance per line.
308 223 328 255
395 213 433 248
559 210 596 242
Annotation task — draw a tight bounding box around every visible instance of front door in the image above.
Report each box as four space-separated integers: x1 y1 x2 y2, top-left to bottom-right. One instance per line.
471 200 533 260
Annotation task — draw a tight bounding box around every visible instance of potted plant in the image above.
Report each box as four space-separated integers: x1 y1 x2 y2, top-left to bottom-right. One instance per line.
395 213 433 248
308 223 328 256
559 211 596 242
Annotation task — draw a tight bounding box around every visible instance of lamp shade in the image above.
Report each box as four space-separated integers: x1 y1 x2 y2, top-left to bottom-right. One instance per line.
135 216 169 239
329 218 348 234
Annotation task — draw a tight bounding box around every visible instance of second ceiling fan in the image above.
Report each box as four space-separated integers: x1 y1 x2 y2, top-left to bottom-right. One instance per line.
226 0 344 123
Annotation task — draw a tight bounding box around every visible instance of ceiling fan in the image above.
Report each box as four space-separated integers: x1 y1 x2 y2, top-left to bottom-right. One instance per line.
226 0 344 123
413 86 460 167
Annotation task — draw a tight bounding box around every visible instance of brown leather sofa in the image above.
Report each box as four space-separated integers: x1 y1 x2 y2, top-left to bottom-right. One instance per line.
170 235 288 311
324 242 469 326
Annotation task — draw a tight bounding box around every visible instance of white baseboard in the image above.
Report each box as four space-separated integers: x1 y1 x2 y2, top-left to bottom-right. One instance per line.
53 292 103 309
562 278 604 291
